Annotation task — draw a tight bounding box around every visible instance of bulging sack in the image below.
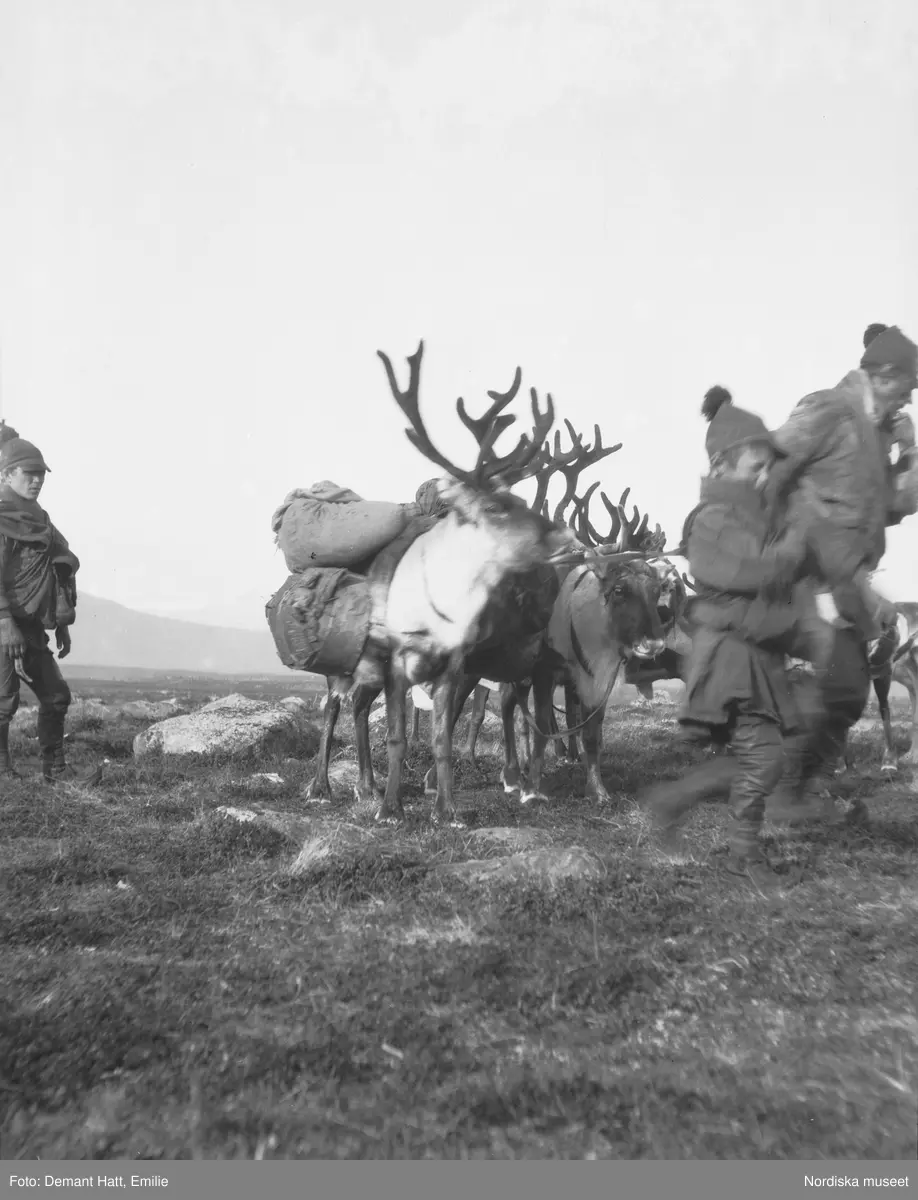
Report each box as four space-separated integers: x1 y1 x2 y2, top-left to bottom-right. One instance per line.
271 479 410 571
265 568 372 677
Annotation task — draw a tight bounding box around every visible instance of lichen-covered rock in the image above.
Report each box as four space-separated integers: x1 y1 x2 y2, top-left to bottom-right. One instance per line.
132 693 320 762
463 827 554 855
437 846 602 888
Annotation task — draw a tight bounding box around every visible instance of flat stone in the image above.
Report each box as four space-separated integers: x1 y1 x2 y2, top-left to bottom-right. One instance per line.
438 846 603 887
215 805 313 843
464 827 554 854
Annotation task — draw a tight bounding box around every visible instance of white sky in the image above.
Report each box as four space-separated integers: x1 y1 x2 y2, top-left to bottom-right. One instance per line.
2 0 916 630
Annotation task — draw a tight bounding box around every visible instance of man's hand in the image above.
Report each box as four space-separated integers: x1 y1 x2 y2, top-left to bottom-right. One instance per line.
890 410 916 450
0 616 30 681
55 625 71 659
0 616 26 656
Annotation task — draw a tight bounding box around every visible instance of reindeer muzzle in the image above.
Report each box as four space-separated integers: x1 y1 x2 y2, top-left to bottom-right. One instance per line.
630 637 667 661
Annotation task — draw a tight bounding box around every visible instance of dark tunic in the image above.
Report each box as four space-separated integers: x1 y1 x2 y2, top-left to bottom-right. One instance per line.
679 477 806 736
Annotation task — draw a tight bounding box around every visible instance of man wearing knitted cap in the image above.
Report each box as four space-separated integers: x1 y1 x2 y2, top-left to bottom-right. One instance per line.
765 322 918 824
644 387 811 891
0 428 101 786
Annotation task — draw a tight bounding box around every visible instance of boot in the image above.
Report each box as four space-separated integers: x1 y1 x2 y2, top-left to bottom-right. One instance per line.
643 755 737 850
0 722 21 780
724 851 800 892
39 710 102 787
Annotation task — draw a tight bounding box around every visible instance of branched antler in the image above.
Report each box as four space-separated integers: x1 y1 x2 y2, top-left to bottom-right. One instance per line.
569 481 625 550
530 419 621 521
377 341 555 489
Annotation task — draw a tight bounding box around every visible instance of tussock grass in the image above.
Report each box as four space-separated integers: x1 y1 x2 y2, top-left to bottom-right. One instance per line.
1 682 916 1159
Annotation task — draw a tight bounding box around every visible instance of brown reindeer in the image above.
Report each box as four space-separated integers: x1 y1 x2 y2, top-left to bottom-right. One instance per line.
833 601 918 775
496 484 668 804
301 341 580 826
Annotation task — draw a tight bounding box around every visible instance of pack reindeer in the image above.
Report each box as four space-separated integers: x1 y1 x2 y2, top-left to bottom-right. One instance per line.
302 341 578 827
452 423 622 770
410 419 624 796
834 602 918 776
493 481 669 804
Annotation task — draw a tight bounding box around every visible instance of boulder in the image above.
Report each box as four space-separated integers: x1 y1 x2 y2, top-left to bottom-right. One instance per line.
463 827 554 855
437 846 603 888
216 805 314 843
132 693 320 762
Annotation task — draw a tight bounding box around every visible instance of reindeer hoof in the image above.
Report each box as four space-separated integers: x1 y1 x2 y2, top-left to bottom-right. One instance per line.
519 790 549 806
431 811 466 830
303 783 332 804
375 807 404 826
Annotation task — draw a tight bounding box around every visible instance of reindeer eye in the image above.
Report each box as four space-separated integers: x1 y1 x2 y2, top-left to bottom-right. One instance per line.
611 584 625 599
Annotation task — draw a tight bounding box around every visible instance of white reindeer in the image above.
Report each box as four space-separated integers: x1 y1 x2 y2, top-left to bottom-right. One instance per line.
306 341 581 827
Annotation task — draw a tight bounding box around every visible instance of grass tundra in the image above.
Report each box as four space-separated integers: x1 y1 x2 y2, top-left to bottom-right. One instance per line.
1 676 915 1159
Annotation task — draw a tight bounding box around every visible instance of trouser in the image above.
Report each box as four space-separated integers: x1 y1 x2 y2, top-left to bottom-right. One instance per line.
774 626 870 802
656 715 785 859
0 621 71 766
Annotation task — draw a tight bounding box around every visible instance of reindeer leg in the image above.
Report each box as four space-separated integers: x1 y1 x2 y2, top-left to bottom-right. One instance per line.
353 685 384 803
521 665 553 805
431 668 465 828
582 701 611 803
376 673 408 825
462 683 489 767
902 666 918 765
500 682 523 796
303 680 339 803
873 672 897 775
425 672 477 792
408 702 422 750
518 698 532 774
564 683 580 761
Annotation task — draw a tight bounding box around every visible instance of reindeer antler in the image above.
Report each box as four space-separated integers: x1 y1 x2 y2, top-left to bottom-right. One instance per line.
377 341 554 489
569 481 628 551
531 419 621 521
600 488 651 552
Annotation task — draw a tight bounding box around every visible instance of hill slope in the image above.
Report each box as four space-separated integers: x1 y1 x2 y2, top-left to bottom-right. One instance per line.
62 593 296 676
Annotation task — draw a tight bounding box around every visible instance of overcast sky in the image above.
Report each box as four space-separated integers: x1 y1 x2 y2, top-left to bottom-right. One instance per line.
1 0 916 630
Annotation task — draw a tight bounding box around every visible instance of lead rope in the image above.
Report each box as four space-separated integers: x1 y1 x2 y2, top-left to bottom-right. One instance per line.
512 658 624 741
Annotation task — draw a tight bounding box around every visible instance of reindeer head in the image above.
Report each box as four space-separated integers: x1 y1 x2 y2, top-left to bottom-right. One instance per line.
378 341 579 573
570 484 668 659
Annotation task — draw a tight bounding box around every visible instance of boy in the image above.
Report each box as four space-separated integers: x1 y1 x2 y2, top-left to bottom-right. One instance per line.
0 430 100 785
644 386 809 891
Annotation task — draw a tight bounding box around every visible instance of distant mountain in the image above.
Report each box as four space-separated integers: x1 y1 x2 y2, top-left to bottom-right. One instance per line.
62 593 300 677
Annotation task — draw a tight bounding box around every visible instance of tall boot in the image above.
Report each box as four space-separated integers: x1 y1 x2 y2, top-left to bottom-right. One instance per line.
38 710 102 786
643 754 737 850
0 721 21 780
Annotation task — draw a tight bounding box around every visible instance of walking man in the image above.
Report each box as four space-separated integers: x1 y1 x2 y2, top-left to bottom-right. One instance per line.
766 323 918 822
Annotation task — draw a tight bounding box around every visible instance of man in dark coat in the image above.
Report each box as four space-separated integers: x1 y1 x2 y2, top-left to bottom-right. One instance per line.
645 387 810 891
0 430 101 785
766 323 918 822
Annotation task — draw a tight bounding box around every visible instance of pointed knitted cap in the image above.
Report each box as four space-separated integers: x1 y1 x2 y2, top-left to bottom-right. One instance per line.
701 386 779 459
859 324 918 386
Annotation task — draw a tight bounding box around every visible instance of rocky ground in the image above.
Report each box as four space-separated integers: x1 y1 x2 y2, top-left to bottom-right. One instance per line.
1 682 916 1159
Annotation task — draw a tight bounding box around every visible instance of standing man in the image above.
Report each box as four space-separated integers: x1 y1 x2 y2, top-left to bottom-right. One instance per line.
0 430 100 785
766 323 918 822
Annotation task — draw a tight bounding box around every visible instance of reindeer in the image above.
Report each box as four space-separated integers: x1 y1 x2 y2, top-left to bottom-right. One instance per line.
832 602 918 776
406 419 623 797
496 484 668 804
301 341 579 827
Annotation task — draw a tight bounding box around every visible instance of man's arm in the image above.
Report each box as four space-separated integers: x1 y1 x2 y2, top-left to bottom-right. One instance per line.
688 505 806 596
767 392 838 504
